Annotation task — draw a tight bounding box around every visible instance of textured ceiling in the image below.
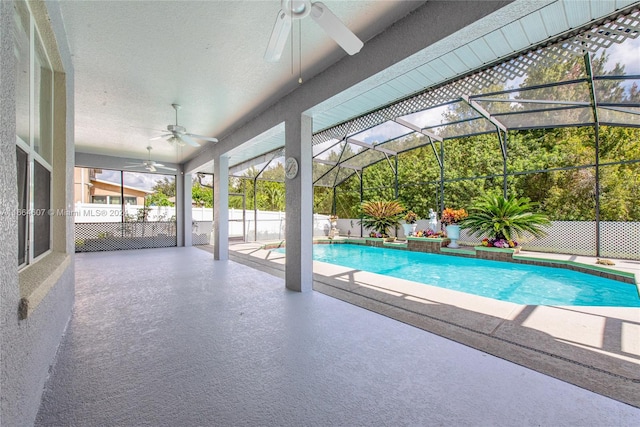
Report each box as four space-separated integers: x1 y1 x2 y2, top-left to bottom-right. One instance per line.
60 0 426 164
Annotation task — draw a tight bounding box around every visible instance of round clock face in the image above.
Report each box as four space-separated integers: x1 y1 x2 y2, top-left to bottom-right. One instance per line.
285 157 299 179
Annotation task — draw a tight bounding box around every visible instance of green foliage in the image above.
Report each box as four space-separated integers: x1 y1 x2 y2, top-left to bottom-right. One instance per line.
358 200 405 236
327 52 640 222
152 177 176 198
228 165 286 212
146 192 173 207
192 181 213 208
461 194 551 241
218 51 640 225
147 176 175 207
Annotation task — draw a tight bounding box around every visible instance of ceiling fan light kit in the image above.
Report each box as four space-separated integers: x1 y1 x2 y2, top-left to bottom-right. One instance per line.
264 0 363 62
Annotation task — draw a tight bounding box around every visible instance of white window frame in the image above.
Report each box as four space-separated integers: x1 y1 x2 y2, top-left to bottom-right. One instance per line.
15 1 54 269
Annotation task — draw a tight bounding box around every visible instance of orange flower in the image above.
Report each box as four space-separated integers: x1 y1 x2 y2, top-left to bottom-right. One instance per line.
441 208 468 226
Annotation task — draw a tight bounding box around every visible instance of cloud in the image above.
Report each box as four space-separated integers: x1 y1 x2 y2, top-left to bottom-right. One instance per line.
353 121 413 145
598 37 640 75
95 169 173 191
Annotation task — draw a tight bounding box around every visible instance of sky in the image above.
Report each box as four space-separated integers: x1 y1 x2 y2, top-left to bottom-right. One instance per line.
96 169 174 191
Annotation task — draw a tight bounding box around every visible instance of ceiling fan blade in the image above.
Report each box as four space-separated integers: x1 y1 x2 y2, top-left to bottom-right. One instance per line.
310 2 363 55
150 134 171 141
157 165 177 172
180 134 201 147
186 133 218 143
264 9 292 62
147 165 157 172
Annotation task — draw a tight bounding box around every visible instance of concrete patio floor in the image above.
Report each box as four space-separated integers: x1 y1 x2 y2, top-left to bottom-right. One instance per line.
225 241 640 409
35 246 640 426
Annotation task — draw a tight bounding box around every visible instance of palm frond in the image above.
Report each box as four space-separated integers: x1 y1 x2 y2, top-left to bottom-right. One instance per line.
358 200 405 235
460 194 551 241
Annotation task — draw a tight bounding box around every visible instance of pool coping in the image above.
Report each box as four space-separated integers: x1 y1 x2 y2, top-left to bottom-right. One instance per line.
212 242 640 409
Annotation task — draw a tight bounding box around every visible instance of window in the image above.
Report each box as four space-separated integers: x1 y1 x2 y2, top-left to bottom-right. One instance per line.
91 196 107 204
14 1 54 267
33 161 51 258
17 147 28 266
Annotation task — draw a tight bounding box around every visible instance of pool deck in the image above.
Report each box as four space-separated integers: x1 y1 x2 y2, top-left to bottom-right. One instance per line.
217 241 640 408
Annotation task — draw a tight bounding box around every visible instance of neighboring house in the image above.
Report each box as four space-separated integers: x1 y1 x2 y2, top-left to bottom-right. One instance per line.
74 167 151 205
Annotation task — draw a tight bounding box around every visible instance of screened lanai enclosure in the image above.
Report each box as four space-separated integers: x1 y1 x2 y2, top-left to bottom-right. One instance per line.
228 8 640 260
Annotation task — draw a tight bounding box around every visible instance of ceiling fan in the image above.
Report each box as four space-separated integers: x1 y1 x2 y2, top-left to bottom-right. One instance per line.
150 104 218 147
264 0 364 62
127 146 176 173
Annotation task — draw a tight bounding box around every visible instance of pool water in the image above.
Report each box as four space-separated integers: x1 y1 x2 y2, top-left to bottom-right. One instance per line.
275 244 640 307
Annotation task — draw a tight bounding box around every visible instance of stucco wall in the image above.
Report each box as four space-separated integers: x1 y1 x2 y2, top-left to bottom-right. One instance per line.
0 1 75 426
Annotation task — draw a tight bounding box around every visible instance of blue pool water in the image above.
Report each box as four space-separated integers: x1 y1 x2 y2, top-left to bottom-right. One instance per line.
274 244 640 307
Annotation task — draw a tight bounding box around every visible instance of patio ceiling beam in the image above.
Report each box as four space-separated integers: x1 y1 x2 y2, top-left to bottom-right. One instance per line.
313 159 338 166
599 105 640 116
346 137 397 156
472 97 591 107
384 152 397 175
393 118 443 142
461 95 507 133
228 148 284 176
313 139 350 187
313 158 363 171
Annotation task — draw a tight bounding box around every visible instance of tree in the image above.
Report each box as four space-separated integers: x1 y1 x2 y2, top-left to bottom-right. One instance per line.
192 180 213 208
152 176 176 198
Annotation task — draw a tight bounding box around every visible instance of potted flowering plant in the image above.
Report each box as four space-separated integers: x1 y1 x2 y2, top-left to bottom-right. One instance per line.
441 208 467 248
402 210 419 237
404 211 418 224
441 208 468 226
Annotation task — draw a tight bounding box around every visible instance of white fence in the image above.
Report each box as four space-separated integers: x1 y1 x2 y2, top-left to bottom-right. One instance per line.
73 205 639 259
194 212 333 244
73 203 175 223
336 218 640 260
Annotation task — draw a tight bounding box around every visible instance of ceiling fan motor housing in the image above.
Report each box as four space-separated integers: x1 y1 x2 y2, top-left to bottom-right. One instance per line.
167 124 186 133
283 0 311 19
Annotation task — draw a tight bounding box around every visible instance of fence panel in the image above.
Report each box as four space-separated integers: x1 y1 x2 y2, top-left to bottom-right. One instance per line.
340 219 639 260
192 221 212 245
75 222 177 252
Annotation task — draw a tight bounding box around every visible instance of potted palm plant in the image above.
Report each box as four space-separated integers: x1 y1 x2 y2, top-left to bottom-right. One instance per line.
359 200 405 241
460 194 550 252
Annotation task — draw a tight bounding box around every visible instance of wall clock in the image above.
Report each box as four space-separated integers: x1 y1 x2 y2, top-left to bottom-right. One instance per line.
285 157 299 179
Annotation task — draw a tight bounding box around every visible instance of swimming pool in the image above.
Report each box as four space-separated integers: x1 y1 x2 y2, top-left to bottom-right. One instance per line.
274 244 640 307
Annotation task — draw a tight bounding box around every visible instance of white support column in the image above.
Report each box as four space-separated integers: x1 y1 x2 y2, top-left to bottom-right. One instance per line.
213 154 229 260
182 173 192 247
285 114 313 292
176 172 185 246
